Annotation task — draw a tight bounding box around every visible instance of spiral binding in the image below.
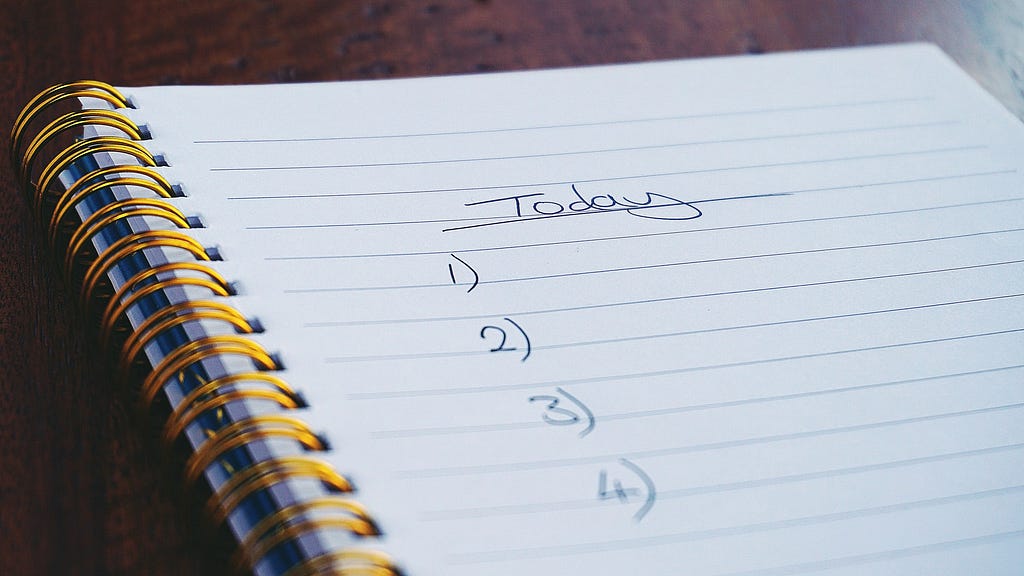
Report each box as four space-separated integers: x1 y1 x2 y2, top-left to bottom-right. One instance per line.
12 81 400 576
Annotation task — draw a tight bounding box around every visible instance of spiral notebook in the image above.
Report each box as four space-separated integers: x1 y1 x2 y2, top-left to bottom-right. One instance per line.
11 43 1024 575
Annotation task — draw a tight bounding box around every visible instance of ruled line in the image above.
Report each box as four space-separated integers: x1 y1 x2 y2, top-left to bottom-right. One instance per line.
445 486 1024 563
228 145 988 201
328 293 1023 364
420 440 1024 520
317 259 1024 329
247 191 782 231
395 401 1024 479
268 170 1016 255
349 328 1024 400
372 364 1024 440
717 529 1024 576
239 167 1012 205
208 120 955 172
195 96 932 144
287 227 1023 294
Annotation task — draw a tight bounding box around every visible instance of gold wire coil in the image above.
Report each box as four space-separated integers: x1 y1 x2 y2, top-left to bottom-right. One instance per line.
16 80 390 576
184 414 324 488
237 497 380 572
10 80 130 171
78 229 210 309
118 300 254 381
100 262 231 345
205 456 353 527
50 166 175 245
33 136 157 216
162 372 299 448
164 388 301 456
64 198 190 275
243 518 381 575
104 276 232 354
140 335 278 412
282 550 399 576
20 109 146 185
115 291 245 390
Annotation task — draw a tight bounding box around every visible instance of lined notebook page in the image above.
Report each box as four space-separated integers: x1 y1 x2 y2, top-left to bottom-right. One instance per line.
124 44 1024 575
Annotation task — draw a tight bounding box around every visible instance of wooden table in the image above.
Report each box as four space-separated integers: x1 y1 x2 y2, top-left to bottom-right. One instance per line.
1 1 1021 574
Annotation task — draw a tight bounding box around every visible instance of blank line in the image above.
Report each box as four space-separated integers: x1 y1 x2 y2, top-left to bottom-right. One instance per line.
195 97 932 144
349 327 1024 400
522 293 1023 353
208 121 954 171
317 259 1023 329
288 228 1023 294
420 440 1024 520
228 145 986 201
447 488 1024 563
718 529 1024 576
373 364 1024 439
327 293 1023 364
395 401 1024 479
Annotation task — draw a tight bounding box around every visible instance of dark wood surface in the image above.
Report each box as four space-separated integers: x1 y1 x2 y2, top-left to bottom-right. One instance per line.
1 1 1021 574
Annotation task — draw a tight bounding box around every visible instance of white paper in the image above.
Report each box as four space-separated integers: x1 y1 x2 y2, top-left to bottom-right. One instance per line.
122 44 1024 575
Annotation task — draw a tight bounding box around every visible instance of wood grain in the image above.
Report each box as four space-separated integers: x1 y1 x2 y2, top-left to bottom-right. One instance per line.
1 1 1021 574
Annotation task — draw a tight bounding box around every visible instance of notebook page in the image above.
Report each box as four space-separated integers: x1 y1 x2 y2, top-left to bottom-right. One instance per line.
122 44 1024 575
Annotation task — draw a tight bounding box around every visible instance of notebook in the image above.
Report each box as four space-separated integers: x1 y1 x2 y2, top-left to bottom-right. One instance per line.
11 43 1024 575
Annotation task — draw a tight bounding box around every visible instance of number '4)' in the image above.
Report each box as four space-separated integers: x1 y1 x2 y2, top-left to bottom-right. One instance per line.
596 458 657 522
597 470 641 502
